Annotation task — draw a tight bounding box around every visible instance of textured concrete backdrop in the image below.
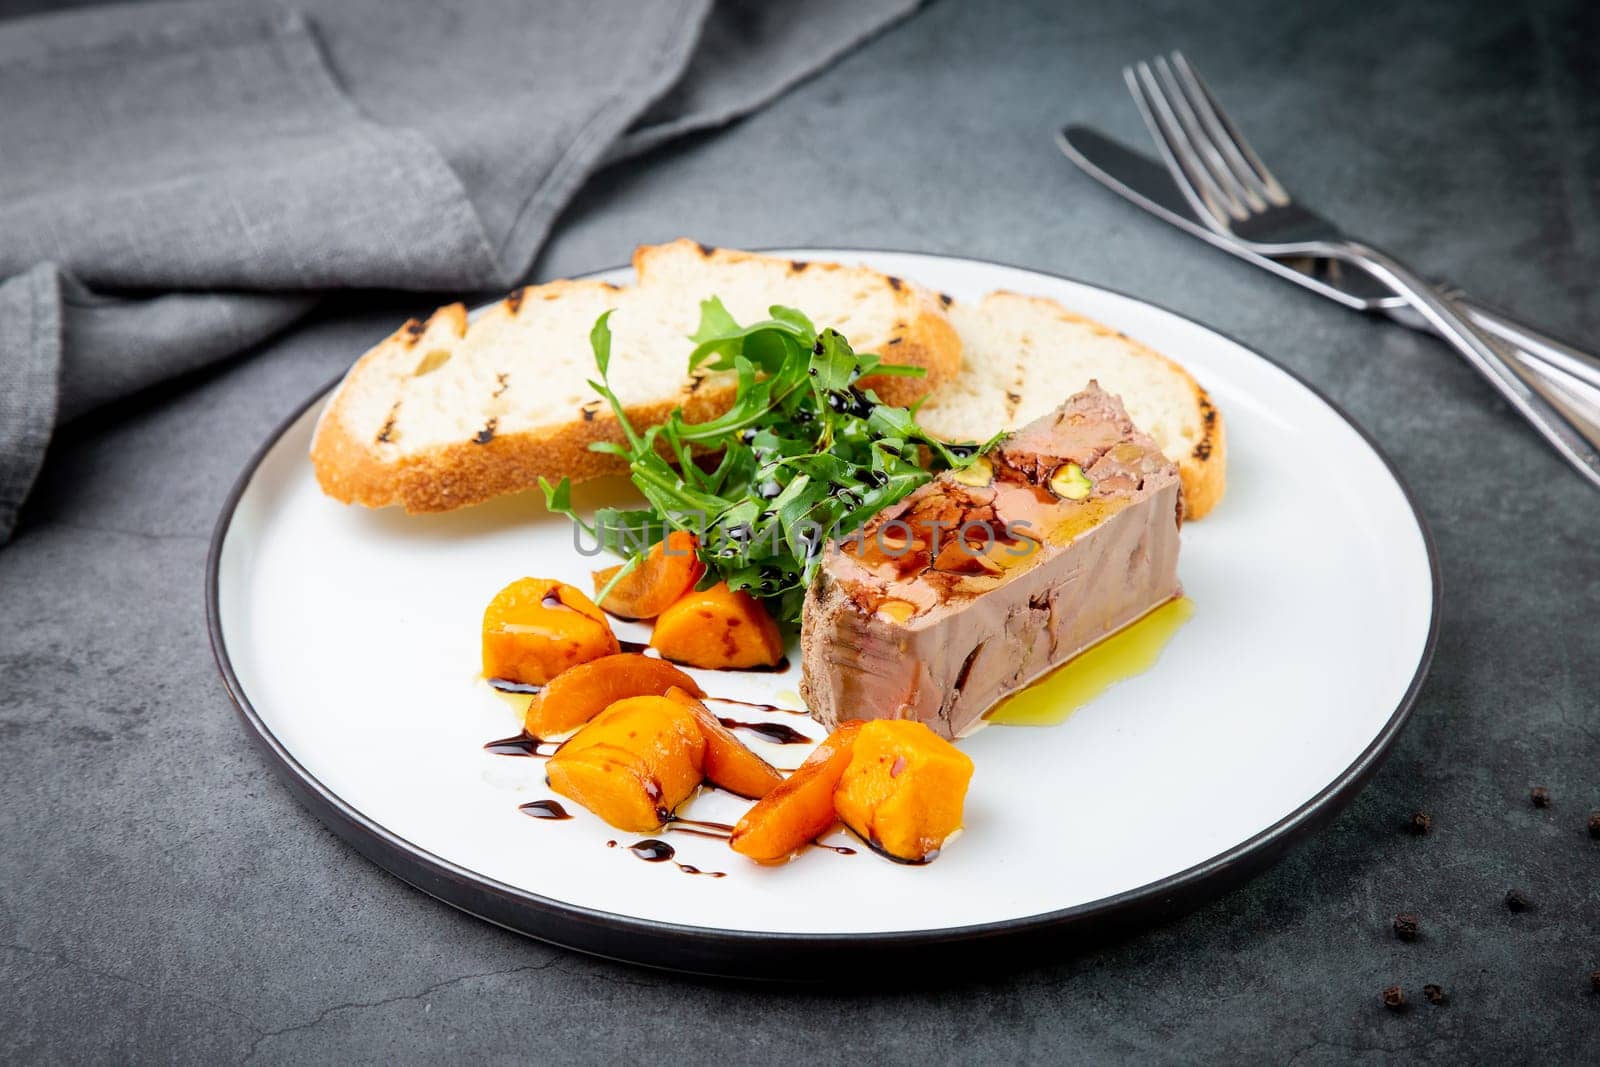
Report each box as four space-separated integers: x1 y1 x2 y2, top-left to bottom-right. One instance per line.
3 0 1598 1061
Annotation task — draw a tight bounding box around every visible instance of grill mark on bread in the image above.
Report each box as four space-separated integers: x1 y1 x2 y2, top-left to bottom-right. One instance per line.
685 372 708 395
602 281 621 290
939 293 954 307
696 242 717 256
375 402 400 445
887 336 903 345
492 372 509 398
790 260 809 273
887 276 904 291
399 318 425 345
1194 391 1217 460
472 418 498 445
506 287 527 314
580 400 600 422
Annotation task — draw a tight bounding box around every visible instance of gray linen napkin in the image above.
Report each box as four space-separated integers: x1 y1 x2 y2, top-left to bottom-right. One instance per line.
0 0 918 544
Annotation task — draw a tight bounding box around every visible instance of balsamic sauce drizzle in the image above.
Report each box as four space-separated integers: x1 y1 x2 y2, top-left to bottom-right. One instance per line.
614 838 725 878
626 838 676 861
518 799 571 820
702 695 809 716
666 815 734 835
482 731 553 758
716 718 812 745
733 656 790 674
663 825 729 842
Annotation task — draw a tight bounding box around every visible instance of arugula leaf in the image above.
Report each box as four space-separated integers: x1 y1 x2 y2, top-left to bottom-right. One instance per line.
590 310 614 378
554 298 993 625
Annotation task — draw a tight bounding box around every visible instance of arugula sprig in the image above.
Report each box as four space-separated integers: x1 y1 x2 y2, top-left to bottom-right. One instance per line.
541 299 998 625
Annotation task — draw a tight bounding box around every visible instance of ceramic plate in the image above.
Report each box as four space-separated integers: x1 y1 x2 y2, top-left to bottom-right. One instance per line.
208 250 1438 978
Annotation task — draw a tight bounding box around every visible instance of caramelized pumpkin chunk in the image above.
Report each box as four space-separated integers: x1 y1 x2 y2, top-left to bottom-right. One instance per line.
651 583 784 669
546 695 706 832
729 721 864 863
525 655 702 738
663 686 784 799
833 721 973 863
482 578 618 686
592 531 705 620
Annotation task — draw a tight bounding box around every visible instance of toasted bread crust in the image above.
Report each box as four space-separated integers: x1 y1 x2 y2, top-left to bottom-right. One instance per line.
1183 384 1226 521
999 292 1225 520
311 243 961 513
925 290 1226 520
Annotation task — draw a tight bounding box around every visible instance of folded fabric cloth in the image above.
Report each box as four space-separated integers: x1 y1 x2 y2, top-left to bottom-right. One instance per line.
0 0 918 544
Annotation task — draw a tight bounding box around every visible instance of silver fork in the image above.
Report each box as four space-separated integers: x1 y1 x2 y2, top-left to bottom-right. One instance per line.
1126 51 1600 491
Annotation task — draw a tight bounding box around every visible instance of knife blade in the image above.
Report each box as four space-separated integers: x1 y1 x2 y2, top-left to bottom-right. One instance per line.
1057 125 1600 397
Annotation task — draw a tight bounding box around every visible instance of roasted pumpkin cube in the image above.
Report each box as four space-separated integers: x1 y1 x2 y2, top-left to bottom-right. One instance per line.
545 695 705 832
729 721 863 863
525 654 702 738
482 578 619 685
592 531 705 620
832 720 973 863
662 686 784 799
651 582 784 670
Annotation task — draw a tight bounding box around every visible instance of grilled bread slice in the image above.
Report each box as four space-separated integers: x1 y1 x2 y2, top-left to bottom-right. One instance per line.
917 291 1226 519
311 240 962 512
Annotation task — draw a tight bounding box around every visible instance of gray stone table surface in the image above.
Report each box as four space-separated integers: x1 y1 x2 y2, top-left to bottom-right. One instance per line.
3 0 1598 1061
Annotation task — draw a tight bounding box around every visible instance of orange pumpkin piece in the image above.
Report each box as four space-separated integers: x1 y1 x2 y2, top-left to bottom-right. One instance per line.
662 686 784 799
832 721 974 863
545 695 706 832
729 721 864 863
592 531 705 620
650 582 785 670
482 578 619 686
525 655 703 739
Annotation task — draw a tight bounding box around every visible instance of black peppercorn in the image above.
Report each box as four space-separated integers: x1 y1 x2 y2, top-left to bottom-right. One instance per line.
1408 811 1432 835
1504 888 1530 912
1422 984 1445 1006
1394 913 1420 941
1530 786 1551 808
1382 985 1406 1011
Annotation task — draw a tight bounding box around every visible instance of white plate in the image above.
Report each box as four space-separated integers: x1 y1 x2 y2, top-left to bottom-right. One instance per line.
208 250 1437 977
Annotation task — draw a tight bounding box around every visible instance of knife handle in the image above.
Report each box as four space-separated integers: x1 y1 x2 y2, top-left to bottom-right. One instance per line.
1347 241 1600 489
1380 292 1600 424
1451 295 1600 394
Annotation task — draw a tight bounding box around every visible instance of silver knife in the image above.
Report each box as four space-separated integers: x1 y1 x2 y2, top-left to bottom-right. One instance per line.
1057 125 1600 400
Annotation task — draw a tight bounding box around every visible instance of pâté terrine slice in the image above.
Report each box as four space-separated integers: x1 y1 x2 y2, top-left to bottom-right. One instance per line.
799 382 1183 738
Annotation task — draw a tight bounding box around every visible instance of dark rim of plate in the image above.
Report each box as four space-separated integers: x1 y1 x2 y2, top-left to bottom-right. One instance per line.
204 248 1442 981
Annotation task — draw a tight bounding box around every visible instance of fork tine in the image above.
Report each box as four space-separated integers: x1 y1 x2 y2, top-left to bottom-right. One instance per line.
1124 61 1247 227
1170 51 1289 206
1151 56 1265 214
